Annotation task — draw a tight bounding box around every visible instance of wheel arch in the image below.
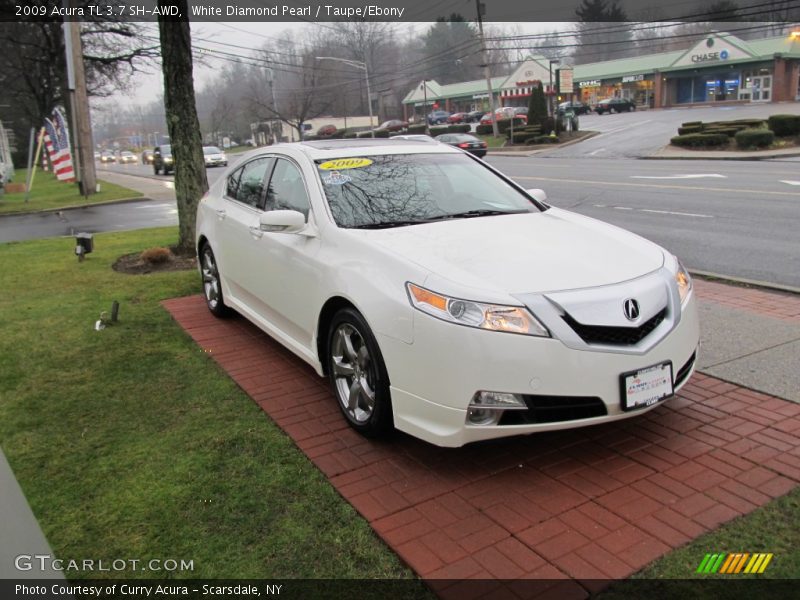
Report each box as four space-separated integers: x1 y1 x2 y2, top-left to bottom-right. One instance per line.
316 296 360 376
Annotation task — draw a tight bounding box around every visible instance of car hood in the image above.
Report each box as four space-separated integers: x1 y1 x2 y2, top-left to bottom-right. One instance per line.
355 208 665 296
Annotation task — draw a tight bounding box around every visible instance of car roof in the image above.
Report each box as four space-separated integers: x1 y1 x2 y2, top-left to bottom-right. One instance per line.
292 138 458 159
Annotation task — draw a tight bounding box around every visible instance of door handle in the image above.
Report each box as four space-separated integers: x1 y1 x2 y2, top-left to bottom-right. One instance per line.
248 225 264 239
215 209 226 220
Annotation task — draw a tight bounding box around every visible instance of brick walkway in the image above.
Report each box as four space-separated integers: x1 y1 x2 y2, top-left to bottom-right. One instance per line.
693 279 800 322
163 293 800 597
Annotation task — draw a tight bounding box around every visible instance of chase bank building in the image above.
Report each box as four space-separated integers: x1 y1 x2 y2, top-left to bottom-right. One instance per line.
659 32 798 104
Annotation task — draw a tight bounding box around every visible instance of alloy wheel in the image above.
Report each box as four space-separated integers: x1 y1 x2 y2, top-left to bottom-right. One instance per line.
201 248 220 310
331 323 376 423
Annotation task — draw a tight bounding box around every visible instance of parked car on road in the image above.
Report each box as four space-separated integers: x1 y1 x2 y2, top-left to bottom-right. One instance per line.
480 109 527 126
377 120 408 132
195 138 699 447
203 146 228 168
316 124 337 137
557 101 592 116
118 151 137 164
427 110 450 125
595 98 636 114
434 133 488 157
446 113 467 124
152 144 174 175
466 110 485 123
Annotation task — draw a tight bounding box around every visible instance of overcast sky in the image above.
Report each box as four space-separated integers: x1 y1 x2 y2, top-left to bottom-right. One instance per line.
99 21 563 112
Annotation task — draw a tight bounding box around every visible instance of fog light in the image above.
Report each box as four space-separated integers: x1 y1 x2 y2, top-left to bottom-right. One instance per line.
467 407 502 426
466 391 527 426
471 391 527 409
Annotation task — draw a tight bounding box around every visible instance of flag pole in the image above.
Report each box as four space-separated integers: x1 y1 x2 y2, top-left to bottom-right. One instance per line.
25 127 46 201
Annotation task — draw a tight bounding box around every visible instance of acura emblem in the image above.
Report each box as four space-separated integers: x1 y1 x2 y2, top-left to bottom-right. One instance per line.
623 298 640 321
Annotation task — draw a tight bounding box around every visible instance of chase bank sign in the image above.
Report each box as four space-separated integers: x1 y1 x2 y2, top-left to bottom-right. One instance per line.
691 49 730 63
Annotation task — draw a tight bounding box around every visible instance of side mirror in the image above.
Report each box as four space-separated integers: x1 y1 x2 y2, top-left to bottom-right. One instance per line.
259 210 306 234
526 188 548 203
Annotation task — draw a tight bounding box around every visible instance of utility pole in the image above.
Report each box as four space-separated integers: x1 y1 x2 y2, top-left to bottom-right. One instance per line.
476 0 498 137
64 5 96 195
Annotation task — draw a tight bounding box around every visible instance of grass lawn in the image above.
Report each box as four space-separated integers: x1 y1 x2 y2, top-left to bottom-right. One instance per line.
0 168 142 215
0 227 422 584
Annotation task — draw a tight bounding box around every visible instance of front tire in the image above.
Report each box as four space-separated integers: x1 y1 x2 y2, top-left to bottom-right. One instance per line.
327 308 393 438
200 244 230 318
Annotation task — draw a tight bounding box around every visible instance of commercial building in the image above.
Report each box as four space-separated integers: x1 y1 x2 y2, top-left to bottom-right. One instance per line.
403 31 800 115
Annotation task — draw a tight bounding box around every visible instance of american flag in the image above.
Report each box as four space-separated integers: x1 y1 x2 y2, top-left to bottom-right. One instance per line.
43 108 75 182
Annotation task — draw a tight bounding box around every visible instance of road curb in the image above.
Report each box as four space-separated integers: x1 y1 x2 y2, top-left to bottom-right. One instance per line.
690 269 800 295
642 150 800 161
0 196 151 218
488 131 600 156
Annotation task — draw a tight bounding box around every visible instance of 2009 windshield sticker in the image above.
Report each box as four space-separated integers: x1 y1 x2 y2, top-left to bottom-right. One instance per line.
319 158 373 170
322 171 352 186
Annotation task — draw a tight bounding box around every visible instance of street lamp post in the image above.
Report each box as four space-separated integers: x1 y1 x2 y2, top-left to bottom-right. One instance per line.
315 56 375 138
421 79 431 135
548 59 560 119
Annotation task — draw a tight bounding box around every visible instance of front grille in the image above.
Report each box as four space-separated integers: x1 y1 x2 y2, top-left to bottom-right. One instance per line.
499 395 607 426
674 351 696 387
562 308 667 346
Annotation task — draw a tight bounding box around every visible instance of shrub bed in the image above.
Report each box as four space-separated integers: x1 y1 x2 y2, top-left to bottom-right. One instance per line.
429 126 449 136
447 124 470 133
670 133 729 148
475 124 493 135
677 126 703 135
735 128 775 149
406 124 426 134
768 114 800 137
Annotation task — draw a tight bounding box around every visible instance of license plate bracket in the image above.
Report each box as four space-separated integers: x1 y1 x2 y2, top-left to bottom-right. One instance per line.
620 361 674 411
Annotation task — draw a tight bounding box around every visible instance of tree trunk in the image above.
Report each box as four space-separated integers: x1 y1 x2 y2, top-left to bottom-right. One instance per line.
157 2 207 255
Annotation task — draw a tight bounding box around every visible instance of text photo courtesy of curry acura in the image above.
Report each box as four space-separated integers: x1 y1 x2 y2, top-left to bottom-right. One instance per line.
196 139 699 448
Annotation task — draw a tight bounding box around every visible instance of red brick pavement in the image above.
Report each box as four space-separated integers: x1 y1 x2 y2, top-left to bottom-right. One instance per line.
163 293 800 597
693 279 800 322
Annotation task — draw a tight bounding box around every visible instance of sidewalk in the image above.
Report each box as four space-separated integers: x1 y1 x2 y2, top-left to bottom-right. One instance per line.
646 145 800 161
0 449 63 579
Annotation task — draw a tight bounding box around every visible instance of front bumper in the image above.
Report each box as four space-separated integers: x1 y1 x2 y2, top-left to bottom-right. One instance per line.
379 291 699 447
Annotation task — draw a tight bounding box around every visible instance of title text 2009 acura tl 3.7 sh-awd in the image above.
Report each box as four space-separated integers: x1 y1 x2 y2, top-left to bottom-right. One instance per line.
196 139 699 448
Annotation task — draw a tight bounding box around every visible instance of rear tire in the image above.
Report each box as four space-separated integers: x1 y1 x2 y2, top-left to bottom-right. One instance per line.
327 308 393 438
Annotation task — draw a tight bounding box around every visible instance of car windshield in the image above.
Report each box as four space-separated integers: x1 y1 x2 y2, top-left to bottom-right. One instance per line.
316 153 541 229
160 145 172 155
203 146 221 154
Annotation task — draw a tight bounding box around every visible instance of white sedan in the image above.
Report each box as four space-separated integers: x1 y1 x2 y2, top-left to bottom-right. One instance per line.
195 139 699 448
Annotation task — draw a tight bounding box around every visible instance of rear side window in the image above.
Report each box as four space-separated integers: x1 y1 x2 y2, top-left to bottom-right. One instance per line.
226 166 243 199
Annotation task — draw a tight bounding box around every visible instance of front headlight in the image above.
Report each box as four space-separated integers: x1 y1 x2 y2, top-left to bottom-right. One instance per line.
406 283 549 337
675 259 692 305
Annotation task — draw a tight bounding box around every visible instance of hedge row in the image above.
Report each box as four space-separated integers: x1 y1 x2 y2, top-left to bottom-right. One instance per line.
735 128 775 149
767 114 800 137
674 119 766 139
670 133 729 148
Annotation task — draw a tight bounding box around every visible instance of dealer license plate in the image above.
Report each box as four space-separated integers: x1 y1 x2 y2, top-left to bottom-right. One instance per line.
620 362 674 411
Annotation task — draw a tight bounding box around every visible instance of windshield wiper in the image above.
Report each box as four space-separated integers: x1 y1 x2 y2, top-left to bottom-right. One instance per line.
348 210 529 229
426 209 529 221
349 220 431 229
